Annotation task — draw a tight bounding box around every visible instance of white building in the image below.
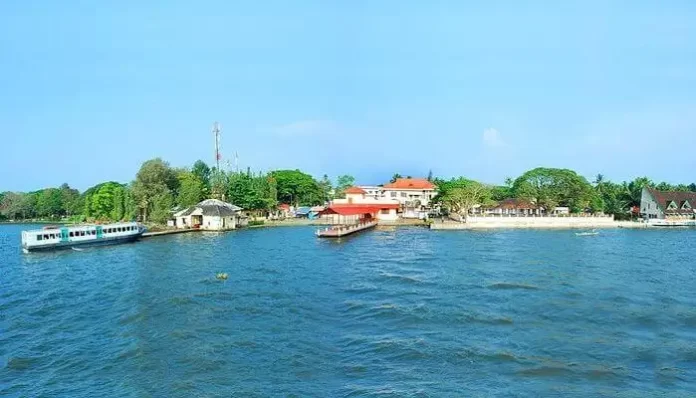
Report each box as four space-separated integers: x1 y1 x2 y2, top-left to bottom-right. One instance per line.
641 187 696 220
329 187 400 221
172 199 248 230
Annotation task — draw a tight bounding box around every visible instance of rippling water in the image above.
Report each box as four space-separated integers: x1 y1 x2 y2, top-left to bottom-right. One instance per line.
1 224 695 397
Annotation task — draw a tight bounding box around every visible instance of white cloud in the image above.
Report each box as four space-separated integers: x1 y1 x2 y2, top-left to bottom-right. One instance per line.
482 127 504 147
273 120 337 137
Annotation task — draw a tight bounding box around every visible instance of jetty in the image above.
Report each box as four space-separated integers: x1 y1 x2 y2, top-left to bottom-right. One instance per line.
316 220 377 238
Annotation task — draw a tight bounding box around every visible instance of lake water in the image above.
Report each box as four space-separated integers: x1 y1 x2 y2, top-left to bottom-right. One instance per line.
1 224 695 397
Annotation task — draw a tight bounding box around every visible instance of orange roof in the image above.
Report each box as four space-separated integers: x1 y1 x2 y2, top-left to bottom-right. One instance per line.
344 186 367 194
383 178 435 190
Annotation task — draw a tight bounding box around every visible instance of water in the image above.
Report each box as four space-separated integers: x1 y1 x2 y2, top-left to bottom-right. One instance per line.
1 224 695 397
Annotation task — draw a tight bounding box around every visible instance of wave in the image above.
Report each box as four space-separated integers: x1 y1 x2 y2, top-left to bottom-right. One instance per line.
488 282 539 290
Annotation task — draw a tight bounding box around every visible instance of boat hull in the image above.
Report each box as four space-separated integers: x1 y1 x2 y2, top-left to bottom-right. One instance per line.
22 234 142 253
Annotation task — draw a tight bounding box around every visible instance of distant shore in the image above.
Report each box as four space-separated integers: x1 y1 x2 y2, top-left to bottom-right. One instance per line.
430 219 647 230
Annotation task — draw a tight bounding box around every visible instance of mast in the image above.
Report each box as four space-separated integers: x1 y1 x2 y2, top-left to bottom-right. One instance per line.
213 122 221 171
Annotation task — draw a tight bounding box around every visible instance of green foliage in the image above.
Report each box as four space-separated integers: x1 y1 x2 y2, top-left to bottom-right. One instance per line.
177 170 206 207
334 175 356 199
149 192 175 224
81 182 128 221
248 220 265 227
131 158 179 222
318 174 333 201
270 169 324 206
390 173 402 183
512 167 595 212
432 177 475 205
439 181 493 217
192 160 211 192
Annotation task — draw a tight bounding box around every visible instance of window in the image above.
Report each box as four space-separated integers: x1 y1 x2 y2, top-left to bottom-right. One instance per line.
380 209 390 215
682 201 692 210
37 235 43 241
50 234 55 239
80 231 85 236
667 201 678 210
401 192 407 198
69 232 74 237
390 192 397 198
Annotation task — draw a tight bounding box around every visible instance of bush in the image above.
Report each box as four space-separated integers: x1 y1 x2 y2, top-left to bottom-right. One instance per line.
248 220 265 227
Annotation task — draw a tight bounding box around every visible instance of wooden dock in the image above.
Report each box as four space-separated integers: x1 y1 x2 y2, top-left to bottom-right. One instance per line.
316 221 377 238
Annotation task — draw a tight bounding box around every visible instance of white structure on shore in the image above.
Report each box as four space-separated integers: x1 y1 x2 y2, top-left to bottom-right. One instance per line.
641 187 696 220
330 187 400 221
355 178 438 219
171 199 248 230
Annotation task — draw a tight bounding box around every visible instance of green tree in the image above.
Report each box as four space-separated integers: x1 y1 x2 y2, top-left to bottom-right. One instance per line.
0 192 26 220
131 158 179 222
318 174 333 201
177 170 206 207
427 170 433 182
440 181 493 220
192 160 211 195
334 175 356 199
59 183 80 216
36 188 63 219
390 173 402 183
270 169 324 206
512 167 594 213
624 177 653 207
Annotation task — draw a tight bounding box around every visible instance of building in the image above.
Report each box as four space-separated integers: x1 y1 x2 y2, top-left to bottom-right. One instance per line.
484 198 542 216
172 199 248 230
328 186 400 221
381 178 437 207
641 187 696 220
319 204 400 224
357 185 383 200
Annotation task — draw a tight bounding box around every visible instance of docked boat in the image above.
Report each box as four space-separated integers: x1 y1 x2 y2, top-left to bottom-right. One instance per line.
316 220 377 238
575 230 599 236
21 222 145 253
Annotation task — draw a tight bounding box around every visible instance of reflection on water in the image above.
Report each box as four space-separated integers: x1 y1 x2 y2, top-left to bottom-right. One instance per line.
1 224 695 396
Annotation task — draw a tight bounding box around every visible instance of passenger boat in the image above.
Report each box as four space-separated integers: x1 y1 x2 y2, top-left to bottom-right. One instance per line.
21 222 145 253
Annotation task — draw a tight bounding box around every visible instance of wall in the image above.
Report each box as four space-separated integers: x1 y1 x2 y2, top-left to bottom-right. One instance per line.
376 208 399 221
640 188 663 219
382 189 436 207
431 215 617 229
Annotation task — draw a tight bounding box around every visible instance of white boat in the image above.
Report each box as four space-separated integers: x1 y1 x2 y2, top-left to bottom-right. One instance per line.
575 230 599 236
21 222 145 253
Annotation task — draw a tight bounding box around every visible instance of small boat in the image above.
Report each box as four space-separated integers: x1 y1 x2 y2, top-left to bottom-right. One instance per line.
316 220 377 238
21 222 145 253
575 230 599 236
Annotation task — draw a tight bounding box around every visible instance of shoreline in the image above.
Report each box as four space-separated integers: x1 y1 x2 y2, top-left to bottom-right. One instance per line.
430 220 648 230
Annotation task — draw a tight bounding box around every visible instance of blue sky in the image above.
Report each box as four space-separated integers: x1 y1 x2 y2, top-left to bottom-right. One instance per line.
2 1 695 191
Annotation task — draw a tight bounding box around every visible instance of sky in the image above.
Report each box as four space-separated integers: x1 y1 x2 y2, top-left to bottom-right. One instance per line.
2 1 696 191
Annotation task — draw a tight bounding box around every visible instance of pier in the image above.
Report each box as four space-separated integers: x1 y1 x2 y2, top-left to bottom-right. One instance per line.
316 220 377 238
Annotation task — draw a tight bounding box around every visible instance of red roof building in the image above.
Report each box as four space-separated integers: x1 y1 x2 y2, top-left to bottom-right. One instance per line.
382 178 436 190
344 186 367 195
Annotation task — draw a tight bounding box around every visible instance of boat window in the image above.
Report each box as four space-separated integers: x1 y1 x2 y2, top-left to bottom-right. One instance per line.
69 232 74 237
37 235 43 241
80 231 85 236
50 234 55 239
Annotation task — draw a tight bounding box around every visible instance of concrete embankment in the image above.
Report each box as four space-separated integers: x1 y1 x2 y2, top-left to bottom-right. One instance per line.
142 228 202 238
430 218 647 230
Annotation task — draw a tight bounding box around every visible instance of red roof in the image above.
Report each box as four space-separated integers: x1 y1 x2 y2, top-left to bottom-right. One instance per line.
491 198 539 210
383 178 435 190
321 203 399 216
344 186 367 194
278 204 290 210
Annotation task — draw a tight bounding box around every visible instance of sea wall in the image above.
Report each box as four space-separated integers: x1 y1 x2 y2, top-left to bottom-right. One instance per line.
430 216 644 230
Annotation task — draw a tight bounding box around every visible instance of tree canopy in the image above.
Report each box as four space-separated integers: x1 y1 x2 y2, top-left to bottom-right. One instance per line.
270 169 324 206
512 167 595 213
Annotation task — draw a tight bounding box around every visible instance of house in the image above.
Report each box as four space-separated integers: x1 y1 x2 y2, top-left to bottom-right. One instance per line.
330 186 400 221
295 206 312 218
640 187 696 220
484 198 542 216
381 178 438 208
357 185 383 200
319 204 400 224
172 199 248 230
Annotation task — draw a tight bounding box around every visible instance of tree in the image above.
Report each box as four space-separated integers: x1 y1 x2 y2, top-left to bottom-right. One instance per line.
512 167 595 213
334 175 356 199
440 182 492 220
624 177 653 207
689 183 696 192
270 169 324 206
0 192 26 220
390 173 402 183
427 170 433 182
177 170 206 207
192 160 211 195
59 183 80 216
318 174 333 202
131 158 179 222
36 188 63 219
